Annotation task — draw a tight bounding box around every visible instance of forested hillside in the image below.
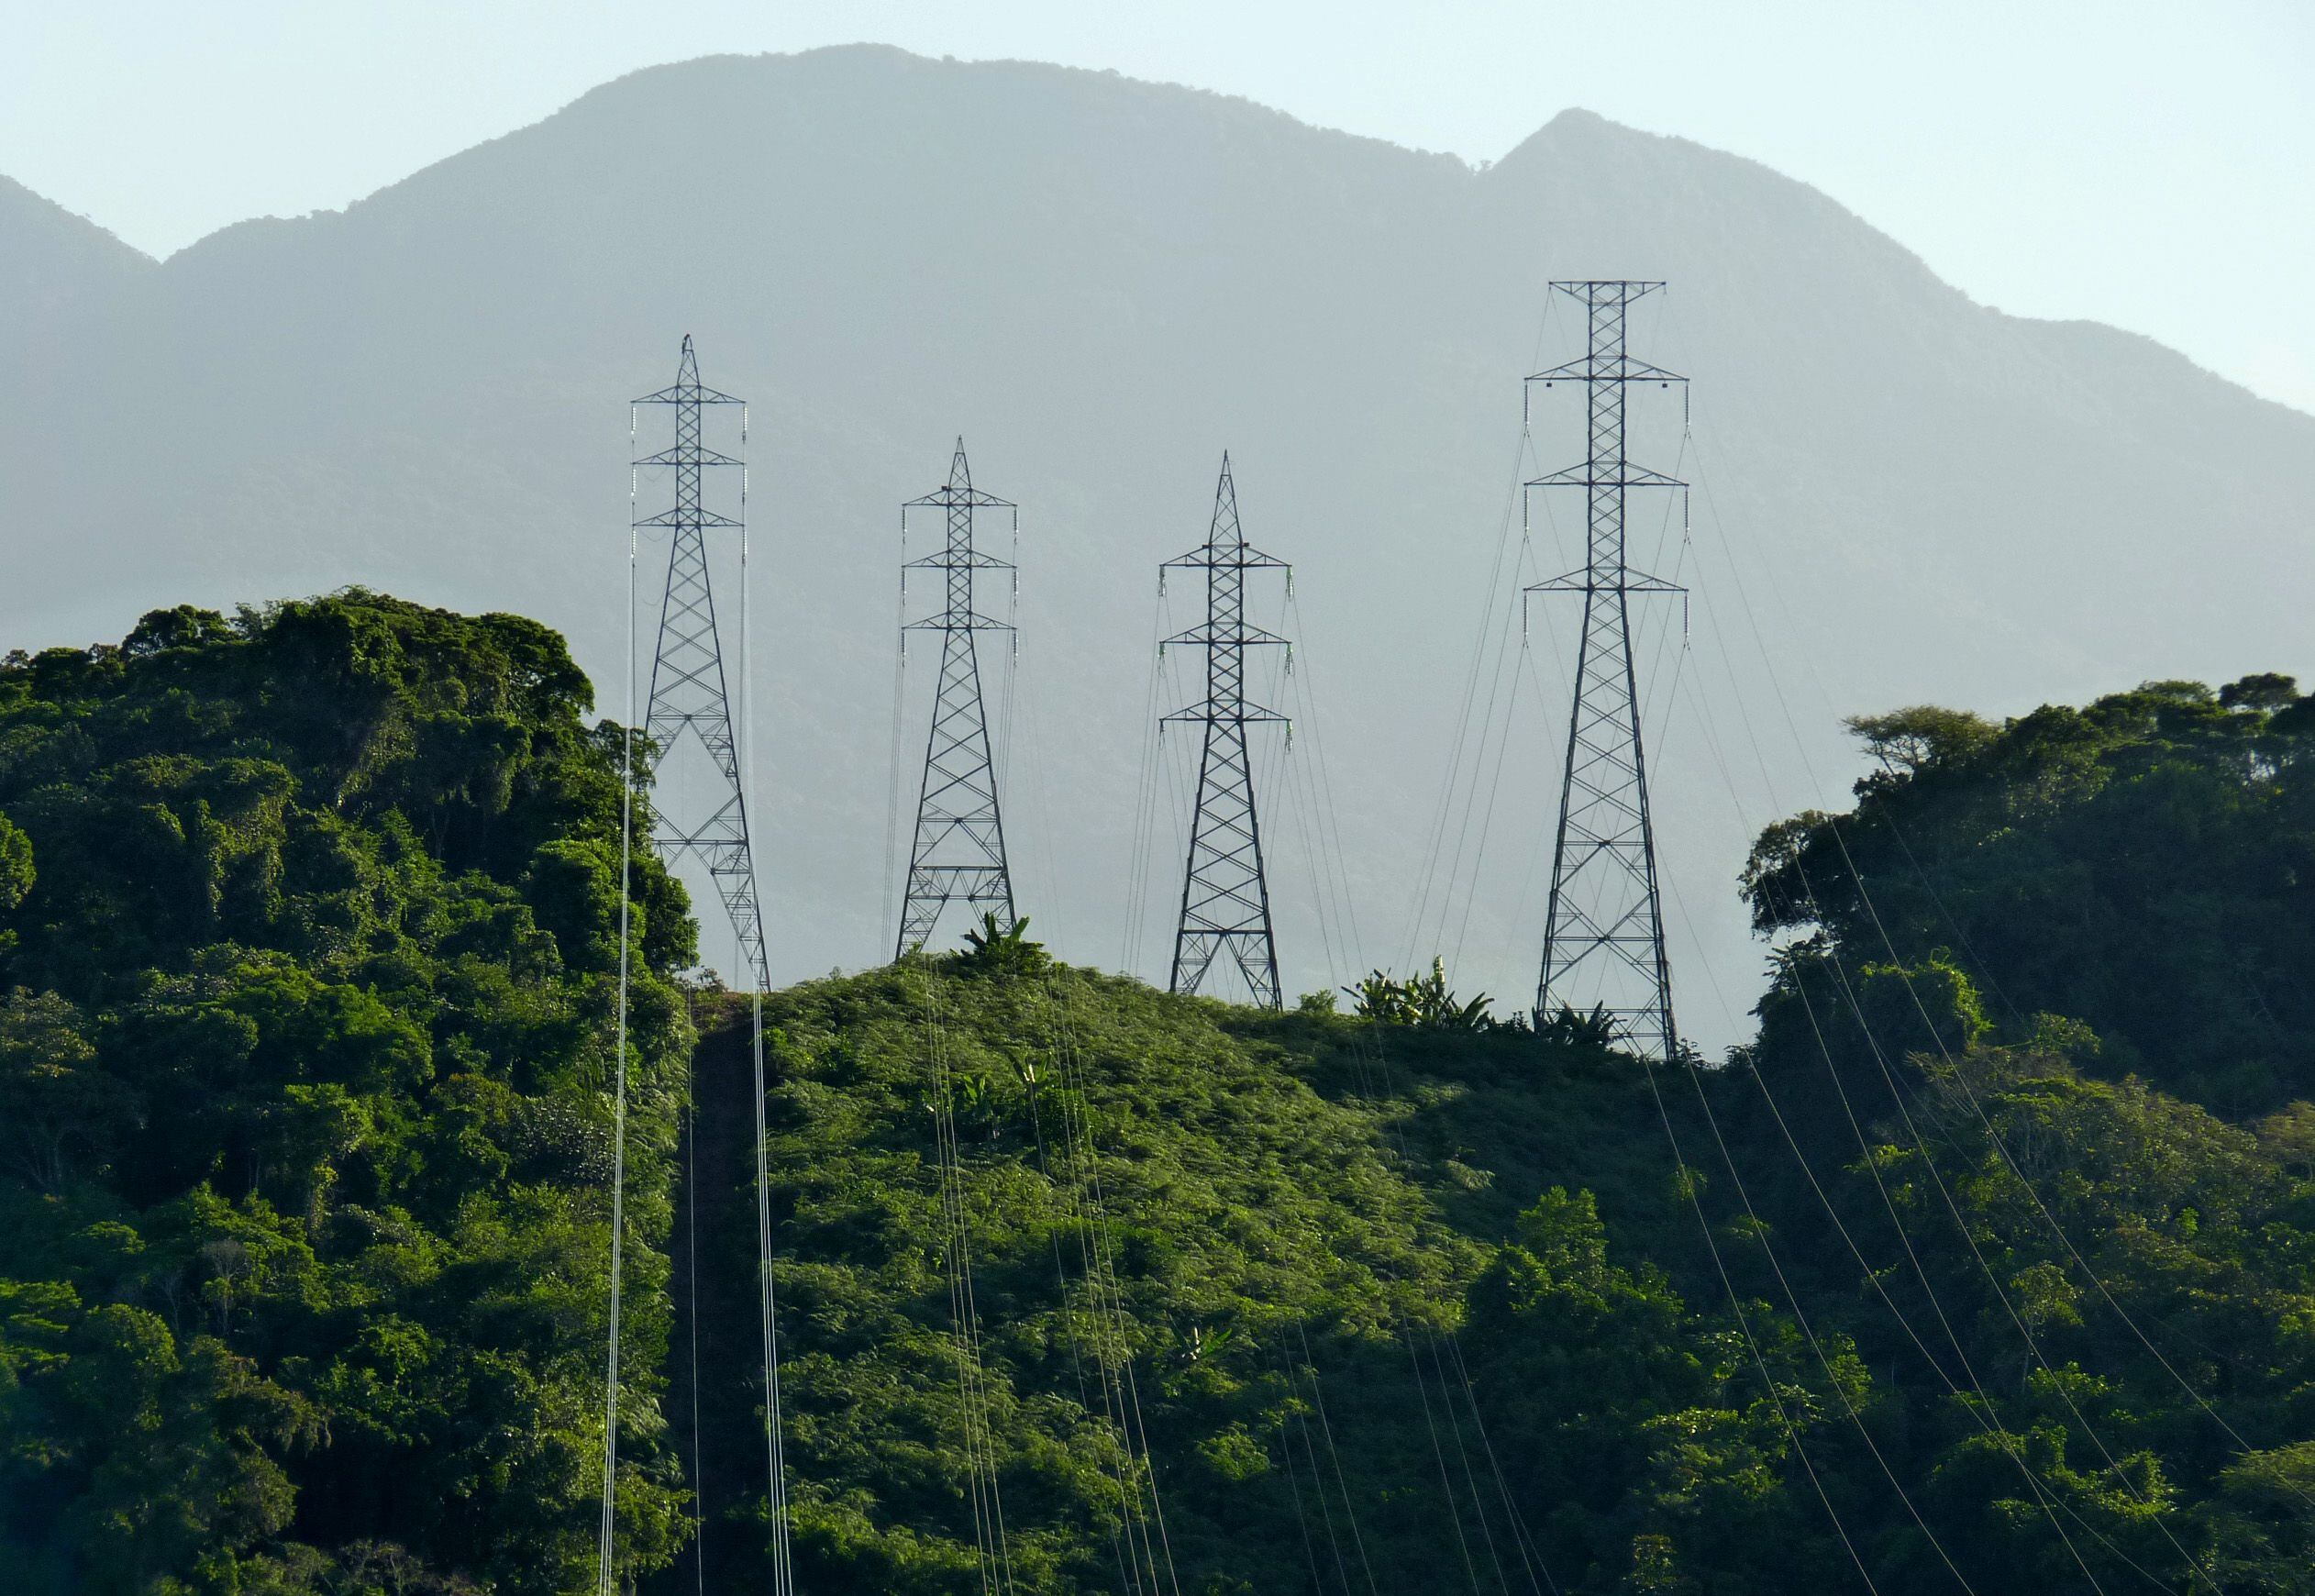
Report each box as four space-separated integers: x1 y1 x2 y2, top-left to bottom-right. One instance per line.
703 946 2315 1593
2 600 2311 1592
0 594 698 1590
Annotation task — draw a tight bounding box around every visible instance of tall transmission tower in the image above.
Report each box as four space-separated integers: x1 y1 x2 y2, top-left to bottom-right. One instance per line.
633 335 768 987
1163 454 1290 1009
895 439 1019 957
1527 281 1685 1059
630 338 798 1589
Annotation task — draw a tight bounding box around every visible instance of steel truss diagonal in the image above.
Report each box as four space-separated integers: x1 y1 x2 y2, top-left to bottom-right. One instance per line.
1163 454 1290 1010
1525 282 1684 1060
634 335 767 987
896 440 1020 956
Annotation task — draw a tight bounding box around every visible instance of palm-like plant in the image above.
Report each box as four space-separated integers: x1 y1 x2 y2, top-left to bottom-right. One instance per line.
1536 1002 1621 1051
1346 958 1499 1031
958 912 1049 978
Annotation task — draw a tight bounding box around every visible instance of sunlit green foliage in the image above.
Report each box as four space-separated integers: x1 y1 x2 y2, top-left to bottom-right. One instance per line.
1345 957 1506 1031
707 959 1866 1593
705 933 2314 1594
1714 673 2315 1595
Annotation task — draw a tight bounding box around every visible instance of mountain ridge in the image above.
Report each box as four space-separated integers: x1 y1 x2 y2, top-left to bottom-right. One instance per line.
8 47 2303 427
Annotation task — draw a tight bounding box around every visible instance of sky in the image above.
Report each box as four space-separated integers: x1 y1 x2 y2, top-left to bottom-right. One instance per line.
6 1 2311 415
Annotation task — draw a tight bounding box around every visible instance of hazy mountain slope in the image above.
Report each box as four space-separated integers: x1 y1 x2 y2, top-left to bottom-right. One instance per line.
0 175 151 371
2 46 2309 1031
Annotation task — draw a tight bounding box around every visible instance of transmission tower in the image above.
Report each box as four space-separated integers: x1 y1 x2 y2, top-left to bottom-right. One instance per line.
895 439 1020 957
1163 454 1290 1009
1527 281 1684 1059
633 335 768 987
630 338 798 1590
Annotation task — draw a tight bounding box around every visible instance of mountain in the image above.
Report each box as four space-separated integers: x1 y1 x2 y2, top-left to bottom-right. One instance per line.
3 46 2310 1031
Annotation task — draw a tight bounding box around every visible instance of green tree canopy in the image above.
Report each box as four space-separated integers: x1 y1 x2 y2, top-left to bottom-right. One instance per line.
1744 674 2315 1112
0 593 694 1591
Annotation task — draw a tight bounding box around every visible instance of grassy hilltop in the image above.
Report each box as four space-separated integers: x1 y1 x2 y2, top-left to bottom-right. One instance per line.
2 595 2312 1594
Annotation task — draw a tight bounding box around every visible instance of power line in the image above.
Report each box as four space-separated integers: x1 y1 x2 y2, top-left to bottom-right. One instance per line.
1658 674 2154 1593
1043 977 1186 1594
921 969 1020 1593
1657 382 2239 1581
594 451 642 1596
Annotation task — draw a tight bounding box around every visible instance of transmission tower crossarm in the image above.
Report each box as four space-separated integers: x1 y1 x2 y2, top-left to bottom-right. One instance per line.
907 487 1016 511
1162 704 1287 726
905 608 1015 634
1531 568 1686 595
636 444 744 469
635 507 744 529
634 381 744 405
1529 354 1685 385
1162 618 1290 648
906 546 1015 571
1525 463 1687 490
905 617 1014 638
1162 547 1287 571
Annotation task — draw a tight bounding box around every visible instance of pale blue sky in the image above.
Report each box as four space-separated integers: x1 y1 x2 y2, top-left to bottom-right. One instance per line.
7 0 2310 412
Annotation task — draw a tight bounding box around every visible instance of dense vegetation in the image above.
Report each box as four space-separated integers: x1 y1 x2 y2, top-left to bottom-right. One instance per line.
4 601 2310 1594
712 956 1696 1592
713 952 2315 1594
1743 676 2315 1114
704 673 2315 1593
0 595 696 1591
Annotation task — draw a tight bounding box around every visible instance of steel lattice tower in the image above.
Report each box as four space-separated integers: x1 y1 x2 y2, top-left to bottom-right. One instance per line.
1163 454 1290 1009
1527 282 1685 1058
634 336 768 986
895 439 1020 957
